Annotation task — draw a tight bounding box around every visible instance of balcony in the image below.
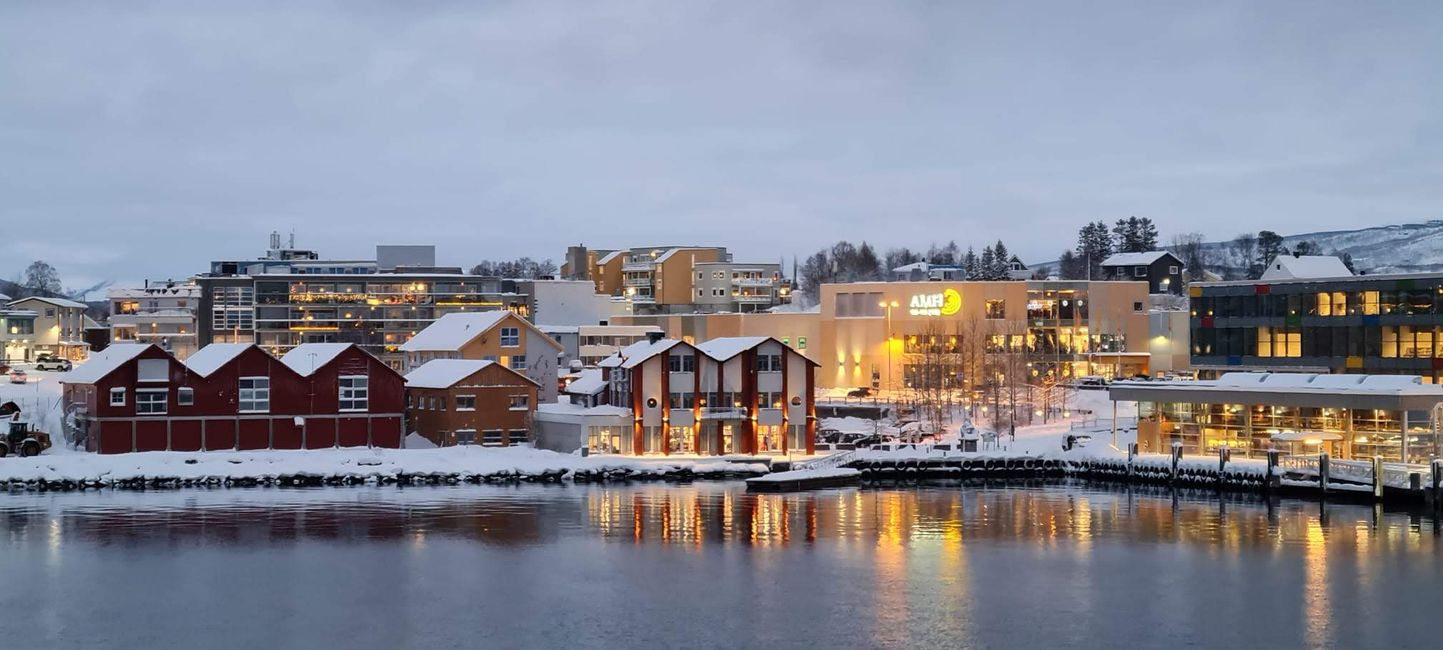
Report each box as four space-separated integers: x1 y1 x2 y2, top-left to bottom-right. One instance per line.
701 407 748 419
628 295 656 304
734 294 774 304
623 276 653 287
733 277 776 287
622 261 654 272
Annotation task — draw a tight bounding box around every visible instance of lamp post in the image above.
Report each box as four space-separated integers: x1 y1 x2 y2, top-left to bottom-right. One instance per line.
878 300 899 394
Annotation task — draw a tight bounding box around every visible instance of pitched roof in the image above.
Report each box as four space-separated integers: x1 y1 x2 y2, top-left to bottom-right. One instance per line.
598 338 684 369
63 344 154 384
695 336 770 360
280 343 354 376
404 358 538 389
596 250 625 265
399 311 512 352
184 343 256 378
1100 251 1179 267
1261 255 1353 280
9 295 90 310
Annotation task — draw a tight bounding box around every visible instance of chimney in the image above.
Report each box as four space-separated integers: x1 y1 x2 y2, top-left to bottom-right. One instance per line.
647 331 665 344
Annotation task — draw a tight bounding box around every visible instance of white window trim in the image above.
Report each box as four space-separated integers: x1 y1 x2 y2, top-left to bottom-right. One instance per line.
177 387 194 406
499 326 521 348
136 388 169 415
109 387 126 406
508 394 530 411
238 376 270 414
339 375 369 412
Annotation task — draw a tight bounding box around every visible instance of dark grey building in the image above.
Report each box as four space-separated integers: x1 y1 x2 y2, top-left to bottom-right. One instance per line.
1100 251 1185 295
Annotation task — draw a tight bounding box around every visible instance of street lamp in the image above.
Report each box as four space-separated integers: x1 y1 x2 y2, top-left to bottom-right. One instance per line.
879 300 899 393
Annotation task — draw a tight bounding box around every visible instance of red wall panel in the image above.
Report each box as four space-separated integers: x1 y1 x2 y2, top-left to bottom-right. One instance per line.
306 419 337 449
204 419 235 451
371 416 401 449
134 421 168 452
237 419 269 450
99 421 132 454
170 420 202 452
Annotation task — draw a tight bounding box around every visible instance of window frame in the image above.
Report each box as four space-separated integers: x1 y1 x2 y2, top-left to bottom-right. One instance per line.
339 375 369 412
455 394 476 411
136 389 168 415
109 387 126 406
177 387 194 407
499 326 521 348
238 376 271 413
508 394 530 411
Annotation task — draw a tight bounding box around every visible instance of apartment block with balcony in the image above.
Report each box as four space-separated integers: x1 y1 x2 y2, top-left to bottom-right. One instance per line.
560 244 785 314
7 296 91 361
107 280 201 359
1 305 38 363
194 236 529 370
691 262 783 312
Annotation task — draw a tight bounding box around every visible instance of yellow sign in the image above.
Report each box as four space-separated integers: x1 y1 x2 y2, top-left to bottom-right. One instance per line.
908 288 962 316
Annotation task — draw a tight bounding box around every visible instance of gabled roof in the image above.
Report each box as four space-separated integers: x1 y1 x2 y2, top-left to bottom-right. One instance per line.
596 250 625 265
1261 255 1353 280
404 358 539 389
598 338 685 369
63 344 155 384
184 343 256 378
8 295 90 310
280 343 354 377
695 336 770 360
399 311 513 352
1100 251 1180 267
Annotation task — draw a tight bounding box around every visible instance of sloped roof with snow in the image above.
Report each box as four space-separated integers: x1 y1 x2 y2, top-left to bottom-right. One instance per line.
281 343 354 376
696 336 770 360
184 343 255 377
597 250 625 265
399 311 511 352
564 369 607 396
1100 251 1178 267
1260 255 1353 280
598 338 684 369
9 295 90 310
404 359 537 389
63 344 154 384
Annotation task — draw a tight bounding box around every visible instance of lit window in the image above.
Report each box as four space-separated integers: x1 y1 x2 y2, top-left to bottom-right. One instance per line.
985 299 1006 319
239 377 270 412
339 376 369 411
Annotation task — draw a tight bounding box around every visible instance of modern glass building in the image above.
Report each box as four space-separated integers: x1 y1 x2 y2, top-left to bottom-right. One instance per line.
1111 372 1443 463
1190 273 1443 382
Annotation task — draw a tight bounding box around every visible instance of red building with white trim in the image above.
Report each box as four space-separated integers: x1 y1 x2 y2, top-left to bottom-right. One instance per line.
63 342 404 454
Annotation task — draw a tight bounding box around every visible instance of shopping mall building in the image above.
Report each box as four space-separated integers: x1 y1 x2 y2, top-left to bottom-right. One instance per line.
614 280 1161 391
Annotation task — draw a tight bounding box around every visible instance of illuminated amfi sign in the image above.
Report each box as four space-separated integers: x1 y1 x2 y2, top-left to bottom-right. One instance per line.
908 288 962 317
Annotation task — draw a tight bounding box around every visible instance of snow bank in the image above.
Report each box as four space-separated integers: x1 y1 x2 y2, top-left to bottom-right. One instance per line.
0 446 769 490
746 467 860 483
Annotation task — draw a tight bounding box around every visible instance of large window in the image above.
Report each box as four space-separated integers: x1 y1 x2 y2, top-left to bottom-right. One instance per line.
1256 327 1302 358
455 395 476 411
668 353 696 372
757 354 782 372
136 389 168 415
500 326 520 347
508 394 529 411
339 376 369 411
239 377 270 412
985 299 1005 319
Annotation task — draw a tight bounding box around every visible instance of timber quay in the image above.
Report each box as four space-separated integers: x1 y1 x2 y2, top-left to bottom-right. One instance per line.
759 445 1443 509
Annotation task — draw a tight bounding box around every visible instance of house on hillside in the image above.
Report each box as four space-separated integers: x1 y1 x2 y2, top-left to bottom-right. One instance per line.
61 342 404 454
399 311 562 404
1260 255 1353 281
1100 251 1185 295
405 359 539 447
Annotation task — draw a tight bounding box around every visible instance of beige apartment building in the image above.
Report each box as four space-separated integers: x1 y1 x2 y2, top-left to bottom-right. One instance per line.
561 245 783 314
616 280 1157 390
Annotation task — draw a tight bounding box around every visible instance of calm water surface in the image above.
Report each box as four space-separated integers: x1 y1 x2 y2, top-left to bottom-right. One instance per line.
1 481 1439 649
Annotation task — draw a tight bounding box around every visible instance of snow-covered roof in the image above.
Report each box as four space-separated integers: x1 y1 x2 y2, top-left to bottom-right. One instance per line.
1260 255 1353 281
63 344 153 384
1100 251 1177 267
184 343 255 377
536 400 633 417
403 358 537 389
598 338 684 369
1109 372 1443 409
280 343 353 376
9 295 89 310
655 247 711 263
538 325 580 335
596 250 625 265
564 369 607 396
399 311 511 352
0 292 9 302
695 336 770 360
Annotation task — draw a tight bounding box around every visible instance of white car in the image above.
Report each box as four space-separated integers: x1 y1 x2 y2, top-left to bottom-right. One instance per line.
33 355 72 371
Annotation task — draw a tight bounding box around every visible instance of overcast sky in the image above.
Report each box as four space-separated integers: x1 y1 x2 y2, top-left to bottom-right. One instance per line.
2 0 1440 293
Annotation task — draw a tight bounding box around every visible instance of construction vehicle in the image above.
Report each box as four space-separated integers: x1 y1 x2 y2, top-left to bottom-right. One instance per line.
0 416 51 457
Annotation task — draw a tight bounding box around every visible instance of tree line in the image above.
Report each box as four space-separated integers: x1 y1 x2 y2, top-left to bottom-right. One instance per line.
468 257 559 279
798 239 1025 304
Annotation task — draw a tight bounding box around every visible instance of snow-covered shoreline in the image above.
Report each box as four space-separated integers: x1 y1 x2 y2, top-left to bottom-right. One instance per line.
0 446 770 490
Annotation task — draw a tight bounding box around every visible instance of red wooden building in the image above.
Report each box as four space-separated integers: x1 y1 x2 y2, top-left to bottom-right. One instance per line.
63 342 405 454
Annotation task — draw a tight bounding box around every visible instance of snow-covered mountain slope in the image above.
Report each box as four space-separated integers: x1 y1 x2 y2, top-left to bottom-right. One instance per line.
1277 221 1443 274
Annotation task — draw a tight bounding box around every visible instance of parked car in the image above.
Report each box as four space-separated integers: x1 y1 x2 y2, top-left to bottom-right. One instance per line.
33 355 72 372
8 369 27 384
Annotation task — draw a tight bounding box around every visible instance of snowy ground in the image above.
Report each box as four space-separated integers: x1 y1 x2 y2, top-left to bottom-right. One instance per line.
0 365 70 453
0 445 772 485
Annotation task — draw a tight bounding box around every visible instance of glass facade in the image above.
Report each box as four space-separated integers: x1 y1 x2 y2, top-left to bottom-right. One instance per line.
1138 401 1438 464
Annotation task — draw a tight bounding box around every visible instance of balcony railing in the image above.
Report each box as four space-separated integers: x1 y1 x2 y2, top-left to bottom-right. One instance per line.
734 294 774 303
622 261 654 272
733 278 776 287
623 276 653 287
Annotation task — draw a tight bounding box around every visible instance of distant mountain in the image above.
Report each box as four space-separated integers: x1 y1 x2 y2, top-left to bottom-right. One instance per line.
1200 220 1443 276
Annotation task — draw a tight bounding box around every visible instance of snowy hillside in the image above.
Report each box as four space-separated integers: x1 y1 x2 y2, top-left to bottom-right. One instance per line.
1195 219 1443 276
